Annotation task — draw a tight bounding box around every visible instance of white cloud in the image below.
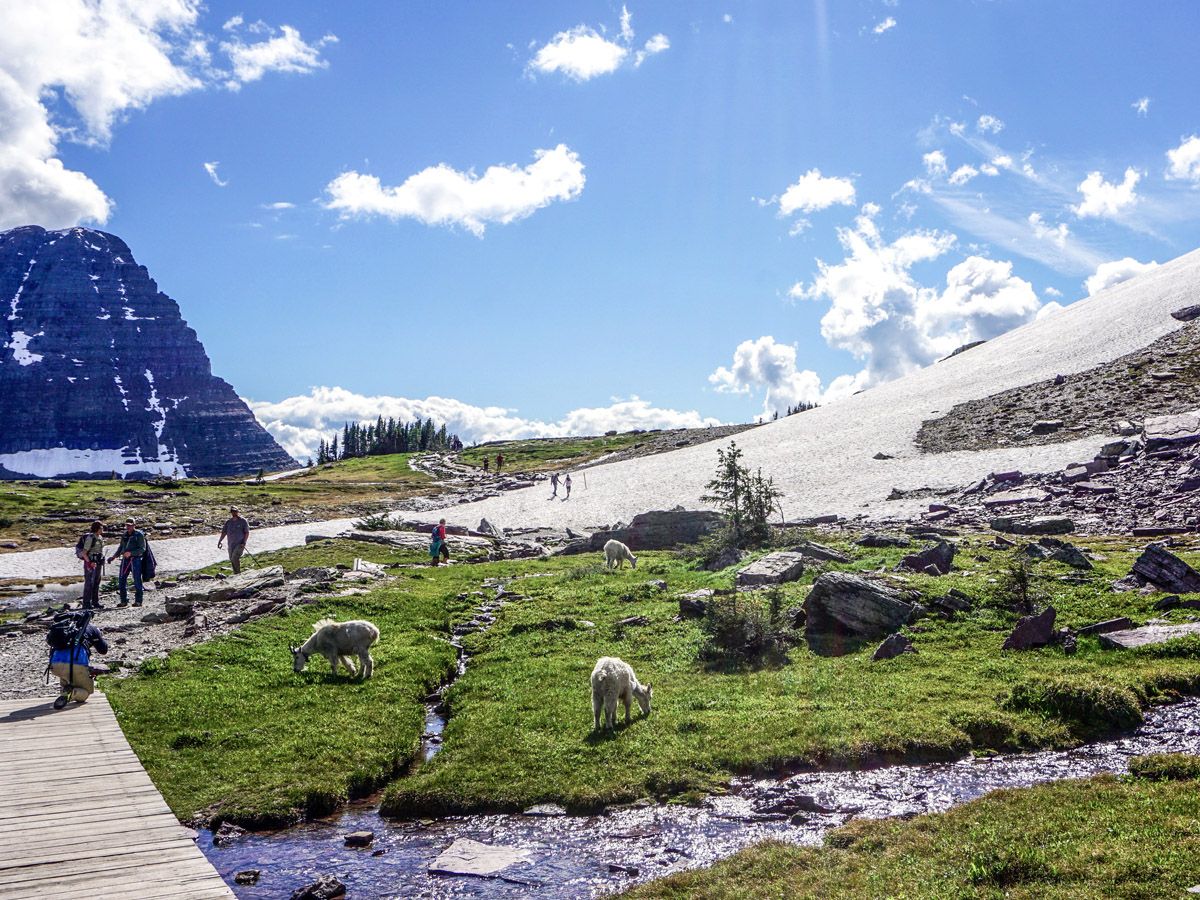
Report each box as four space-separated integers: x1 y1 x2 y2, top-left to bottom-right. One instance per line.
923 150 947 176
1043 286 1063 298
528 7 667 81
723 13 734 24
778 169 856 216
873 17 897 34
708 336 824 414
220 23 336 89
948 121 966 137
789 211 1045 386
323 144 585 236
248 387 722 461
1072 167 1141 218
0 2 334 230
1028 212 1069 248
1132 96 1150 117
948 164 978 186
977 114 1004 134
1165 135 1200 184
1084 257 1159 296
203 161 228 187
634 33 670 66
263 201 295 209
991 154 1013 169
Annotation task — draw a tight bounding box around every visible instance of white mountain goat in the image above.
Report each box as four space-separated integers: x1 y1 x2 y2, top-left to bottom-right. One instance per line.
604 539 637 570
291 618 380 680
590 656 653 731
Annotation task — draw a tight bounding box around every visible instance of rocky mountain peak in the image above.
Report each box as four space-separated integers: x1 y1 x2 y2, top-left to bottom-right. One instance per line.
0 225 295 479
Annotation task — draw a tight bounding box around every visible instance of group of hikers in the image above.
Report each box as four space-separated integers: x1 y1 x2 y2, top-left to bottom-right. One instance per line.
549 472 573 500
480 452 504 474
49 507 252 708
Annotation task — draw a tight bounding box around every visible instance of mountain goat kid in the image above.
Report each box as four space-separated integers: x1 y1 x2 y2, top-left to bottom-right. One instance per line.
291 618 380 680
604 539 637 570
590 656 653 731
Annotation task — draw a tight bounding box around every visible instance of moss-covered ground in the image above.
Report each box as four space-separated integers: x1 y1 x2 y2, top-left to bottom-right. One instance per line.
104 531 1200 830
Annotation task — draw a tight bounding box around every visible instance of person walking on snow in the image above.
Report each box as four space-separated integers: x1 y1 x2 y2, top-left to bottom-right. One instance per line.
218 507 251 574
108 519 146 607
429 518 450 566
563 473 573 500
76 520 106 610
549 472 559 498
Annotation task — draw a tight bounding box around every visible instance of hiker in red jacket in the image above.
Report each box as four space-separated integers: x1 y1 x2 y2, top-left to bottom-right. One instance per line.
429 518 450 566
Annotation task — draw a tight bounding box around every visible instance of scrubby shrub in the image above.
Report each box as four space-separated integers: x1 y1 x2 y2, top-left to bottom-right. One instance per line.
353 511 397 531
1003 677 1143 735
562 563 606 581
699 589 796 669
991 551 1041 614
1128 753 1200 781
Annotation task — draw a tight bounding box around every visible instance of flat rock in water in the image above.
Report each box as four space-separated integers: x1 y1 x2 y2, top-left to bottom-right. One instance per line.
523 803 568 817
430 838 532 878
1143 409 1200 451
1099 622 1200 650
290 875 346 900
736 551 806 587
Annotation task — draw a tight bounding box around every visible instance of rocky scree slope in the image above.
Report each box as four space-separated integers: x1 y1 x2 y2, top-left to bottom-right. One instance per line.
0 226 294 479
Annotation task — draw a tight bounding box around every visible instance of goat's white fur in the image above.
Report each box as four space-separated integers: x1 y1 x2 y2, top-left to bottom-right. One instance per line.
292 618 380 679
590 656 652 731
604 539 637 570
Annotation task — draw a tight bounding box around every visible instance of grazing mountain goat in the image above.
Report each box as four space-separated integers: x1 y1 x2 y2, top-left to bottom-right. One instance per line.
604 539 637 570
590 656 652 731
291 618 379 680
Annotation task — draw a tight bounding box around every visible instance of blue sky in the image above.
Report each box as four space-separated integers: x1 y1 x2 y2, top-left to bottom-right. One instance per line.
4 1 1200 459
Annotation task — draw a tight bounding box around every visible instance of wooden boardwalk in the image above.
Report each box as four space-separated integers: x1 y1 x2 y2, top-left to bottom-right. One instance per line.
0 694 234 899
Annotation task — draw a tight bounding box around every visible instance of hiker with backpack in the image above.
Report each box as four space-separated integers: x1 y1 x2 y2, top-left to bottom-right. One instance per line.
549 472 559 498
429 518 450 566
108 519 147 608
47 608 108 709
75 520 106 610
218 506 251 574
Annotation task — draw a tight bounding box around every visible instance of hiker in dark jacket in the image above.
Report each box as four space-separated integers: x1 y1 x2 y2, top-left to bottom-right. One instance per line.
50 615 108 704
108 519 146 607
76 520 106 610
218 507 251 574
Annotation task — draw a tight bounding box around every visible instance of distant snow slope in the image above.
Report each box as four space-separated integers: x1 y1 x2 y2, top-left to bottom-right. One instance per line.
416 246 1200 530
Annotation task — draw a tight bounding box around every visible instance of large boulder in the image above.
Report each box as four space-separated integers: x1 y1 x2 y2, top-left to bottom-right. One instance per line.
1002 605 1057 650
178 566 285 604
1143 410 1200 451
1131 543 1200 593
897 540 955 575
990 516 1075 536
803 572 920 652
736 551 806 588
790 540 850 564
587 508 724 551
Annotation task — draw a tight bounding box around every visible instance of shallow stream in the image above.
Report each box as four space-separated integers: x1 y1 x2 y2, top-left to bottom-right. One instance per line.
200 695 1200 898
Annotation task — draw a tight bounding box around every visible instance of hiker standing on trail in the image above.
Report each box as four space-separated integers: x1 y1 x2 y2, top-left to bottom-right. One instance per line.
495 452 504 474
429 518 450 566
48 609 108 707
482 456 489 473
76 520 106 610
108 519 146 608
218 507 251 574
563 473 573 500
549 472 559 498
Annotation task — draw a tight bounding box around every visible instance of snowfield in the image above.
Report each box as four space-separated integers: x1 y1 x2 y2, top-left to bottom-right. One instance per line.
1 247 1195 580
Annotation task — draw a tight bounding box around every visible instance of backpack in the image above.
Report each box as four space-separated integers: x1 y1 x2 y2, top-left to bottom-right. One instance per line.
141 544 157 581
74 533 88 560
47 610 88 651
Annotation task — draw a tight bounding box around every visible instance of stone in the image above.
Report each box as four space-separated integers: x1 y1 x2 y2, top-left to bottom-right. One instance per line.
477 518 504 537
929 588 974 617
1031 420 1063 434
429 838 532 878
872 632 915 661
582 508 725 552
1143 410 1200 451
0 226 295 479
608 863 640 876
983 490 1046 509
212 822 246 847
1025 538 1092 570
1077 617 1134 636
1099 622 1200 650
1171 304 1200 321
856 533 911 548
790 540 850 563
735 551 806 587
644 579 668 591
897 540 955 575
1002 606 1057 651
140 611 169 625
290 875 347 900
234 870 261 886
1152 595 1181 611
702 546 746 571
804 572 920 647
679 589 712 619
615 615 650 628
523 803 568 817
990 516 1074 535
1131 543 1200 593
343 830 374 848
178 566 285 604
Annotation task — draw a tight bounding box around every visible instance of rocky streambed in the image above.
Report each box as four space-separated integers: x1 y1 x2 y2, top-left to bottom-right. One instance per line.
201 698 1200 898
